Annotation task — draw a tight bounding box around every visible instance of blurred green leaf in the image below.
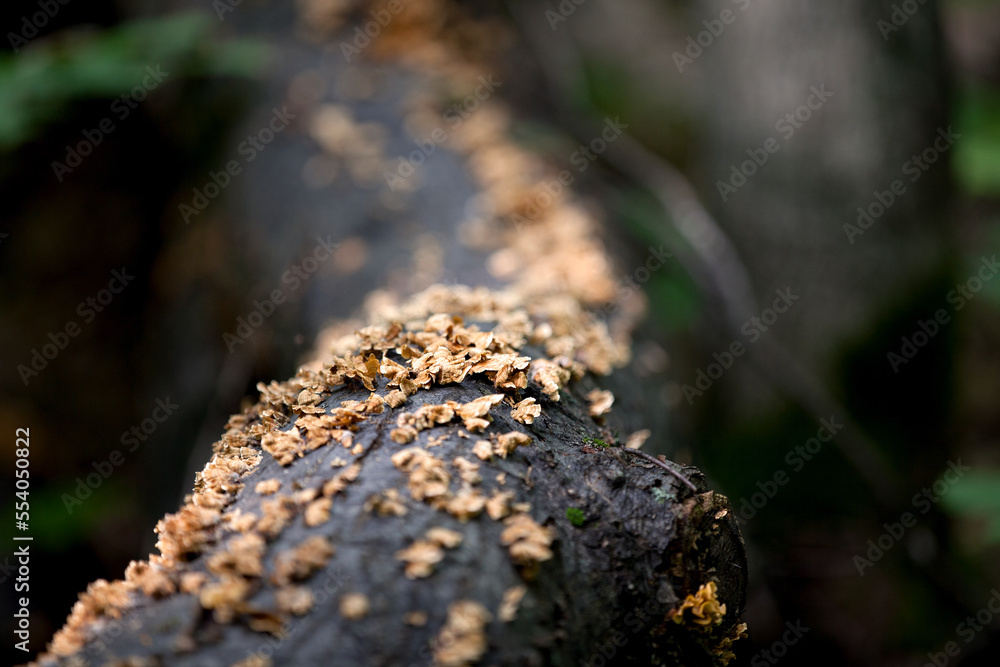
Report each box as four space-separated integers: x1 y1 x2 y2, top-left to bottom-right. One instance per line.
646 274 700 330
4 481 126 550
941 469 1000 543
616 187 702 330
954 85 1000 196
0 11 270 149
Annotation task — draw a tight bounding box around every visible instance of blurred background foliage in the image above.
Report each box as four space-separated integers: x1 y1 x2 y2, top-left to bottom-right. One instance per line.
0 11 269 150
1 0 1000 665
956 85 1000 198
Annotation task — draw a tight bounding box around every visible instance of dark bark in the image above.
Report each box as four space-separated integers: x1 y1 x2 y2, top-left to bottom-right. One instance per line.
39 371 746 666
34 2 748 665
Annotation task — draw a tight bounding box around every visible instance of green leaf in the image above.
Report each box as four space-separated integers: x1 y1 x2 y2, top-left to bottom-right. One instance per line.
614 188 702 331
954 85 1000 196
566 507 586 527
940 469 1000 543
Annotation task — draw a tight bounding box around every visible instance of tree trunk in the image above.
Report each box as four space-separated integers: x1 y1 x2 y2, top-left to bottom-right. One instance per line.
37 366 746 667
32 2 748 665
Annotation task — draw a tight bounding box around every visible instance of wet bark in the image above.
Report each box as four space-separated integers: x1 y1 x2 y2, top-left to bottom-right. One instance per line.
36 2 748 666
42 371 746 666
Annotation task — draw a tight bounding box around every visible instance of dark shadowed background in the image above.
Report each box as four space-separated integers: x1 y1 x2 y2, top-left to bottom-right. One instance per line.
2 0 1000 665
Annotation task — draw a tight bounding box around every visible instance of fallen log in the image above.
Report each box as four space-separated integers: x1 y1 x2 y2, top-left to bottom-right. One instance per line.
32 1 747 665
